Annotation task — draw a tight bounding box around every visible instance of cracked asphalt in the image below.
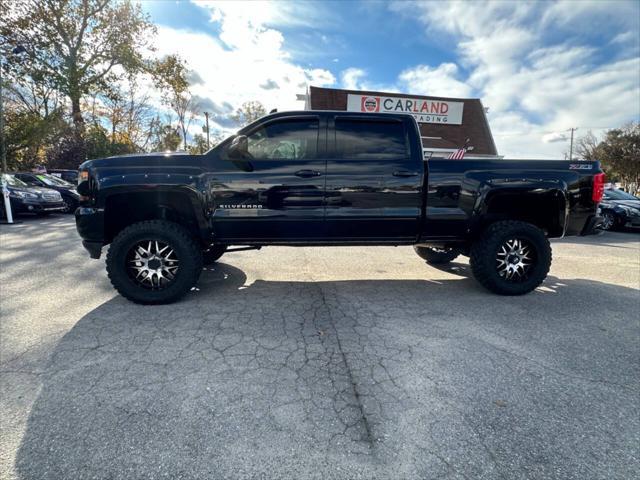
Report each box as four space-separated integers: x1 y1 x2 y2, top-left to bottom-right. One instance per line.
1 216 639 480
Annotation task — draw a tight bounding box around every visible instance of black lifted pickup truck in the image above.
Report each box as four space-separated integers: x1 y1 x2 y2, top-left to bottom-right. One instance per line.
75 110 604 304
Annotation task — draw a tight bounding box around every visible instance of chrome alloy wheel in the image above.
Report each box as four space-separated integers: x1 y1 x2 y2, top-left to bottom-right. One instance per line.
496 238 534 281
127 240 179 289
600 212 615 230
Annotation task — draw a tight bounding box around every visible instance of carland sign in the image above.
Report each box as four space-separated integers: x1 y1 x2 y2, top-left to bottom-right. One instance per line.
346 94 464 125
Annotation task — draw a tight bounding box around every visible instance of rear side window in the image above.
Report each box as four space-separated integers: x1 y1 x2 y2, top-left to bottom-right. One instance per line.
247 118 318 160
335 119 408 159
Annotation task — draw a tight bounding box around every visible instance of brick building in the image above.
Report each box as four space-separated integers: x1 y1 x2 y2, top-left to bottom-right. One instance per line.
305 86 499 158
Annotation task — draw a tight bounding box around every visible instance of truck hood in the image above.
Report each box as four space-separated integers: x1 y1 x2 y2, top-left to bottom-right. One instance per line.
9 185 60 196
80 152 202 170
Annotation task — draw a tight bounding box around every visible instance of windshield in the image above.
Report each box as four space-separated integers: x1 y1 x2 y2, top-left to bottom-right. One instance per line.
604 189 638 201
37 174 73 187
2 174 28 188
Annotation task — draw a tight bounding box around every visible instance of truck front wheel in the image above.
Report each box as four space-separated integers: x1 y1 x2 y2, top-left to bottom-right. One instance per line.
470 221 551 295
414 246 460 264
106 220 203 304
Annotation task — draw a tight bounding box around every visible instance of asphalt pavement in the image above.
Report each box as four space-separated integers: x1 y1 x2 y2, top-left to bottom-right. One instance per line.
1 216 638 480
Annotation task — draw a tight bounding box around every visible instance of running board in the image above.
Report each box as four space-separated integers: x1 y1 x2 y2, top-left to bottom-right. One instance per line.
225 246 262 253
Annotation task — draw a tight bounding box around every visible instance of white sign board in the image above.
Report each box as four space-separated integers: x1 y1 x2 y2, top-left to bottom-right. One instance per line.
346 94 464 125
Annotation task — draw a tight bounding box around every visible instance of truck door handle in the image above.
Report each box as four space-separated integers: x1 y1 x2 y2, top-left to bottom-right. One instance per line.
295 169 322 178
393 170 419 177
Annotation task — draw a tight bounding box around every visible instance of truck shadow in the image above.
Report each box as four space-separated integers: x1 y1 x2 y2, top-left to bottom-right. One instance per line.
13 263 640 479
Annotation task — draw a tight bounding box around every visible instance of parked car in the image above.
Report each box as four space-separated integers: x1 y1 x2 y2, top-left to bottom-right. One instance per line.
75 110 604 304
47 169 78 184
14 172 80 214
598 189 640 230
0 174 65 217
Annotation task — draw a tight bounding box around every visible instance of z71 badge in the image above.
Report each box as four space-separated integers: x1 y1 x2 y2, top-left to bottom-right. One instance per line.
569 164 593 170
218 204 263 209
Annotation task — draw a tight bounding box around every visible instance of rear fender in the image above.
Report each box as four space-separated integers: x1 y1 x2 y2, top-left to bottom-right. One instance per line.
471 176 568 237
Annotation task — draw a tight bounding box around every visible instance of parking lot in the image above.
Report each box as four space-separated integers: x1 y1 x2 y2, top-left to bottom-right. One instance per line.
1 216 638 480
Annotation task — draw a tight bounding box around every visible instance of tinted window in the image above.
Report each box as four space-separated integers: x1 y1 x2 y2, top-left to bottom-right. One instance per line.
335 119 408 159
247 118 318 160
15 174 38 183
604 189 638 200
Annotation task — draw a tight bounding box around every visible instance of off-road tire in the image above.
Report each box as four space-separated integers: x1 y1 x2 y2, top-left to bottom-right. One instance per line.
470 221 551 295
414 246 460 264
106 220 203 304
203 245 227 265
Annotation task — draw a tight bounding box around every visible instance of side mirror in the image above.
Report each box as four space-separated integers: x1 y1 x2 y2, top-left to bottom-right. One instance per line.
227 135 253 172
228 135 248 159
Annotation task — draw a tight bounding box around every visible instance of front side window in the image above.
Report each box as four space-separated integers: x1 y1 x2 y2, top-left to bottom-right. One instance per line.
247 118 318 160
335 119 408 159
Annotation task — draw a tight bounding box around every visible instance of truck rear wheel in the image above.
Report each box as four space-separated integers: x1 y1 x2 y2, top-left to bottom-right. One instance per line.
470 221 551 295
414 246 460 264
203 245 227 265
106 220 203 304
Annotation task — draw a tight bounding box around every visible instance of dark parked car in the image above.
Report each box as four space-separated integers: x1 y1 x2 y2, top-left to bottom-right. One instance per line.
14 172 80 214
598 189 640 230
75 110 604 304
0 174 65 217
47 169 78 184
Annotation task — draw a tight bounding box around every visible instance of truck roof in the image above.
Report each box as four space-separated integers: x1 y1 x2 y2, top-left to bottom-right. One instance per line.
255 110 417 122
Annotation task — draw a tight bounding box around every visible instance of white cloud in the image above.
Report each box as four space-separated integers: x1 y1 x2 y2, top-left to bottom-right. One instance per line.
398 63 473 98
542 132 569 143
341 68 366 90
152 1 335 136
392 0 640 158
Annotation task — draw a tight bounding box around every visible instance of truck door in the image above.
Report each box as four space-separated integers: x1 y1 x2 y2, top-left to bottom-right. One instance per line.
325 115 423 241
211 115 327 241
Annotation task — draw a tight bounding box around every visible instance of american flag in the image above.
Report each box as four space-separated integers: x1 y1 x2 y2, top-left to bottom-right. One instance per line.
447 148 466 159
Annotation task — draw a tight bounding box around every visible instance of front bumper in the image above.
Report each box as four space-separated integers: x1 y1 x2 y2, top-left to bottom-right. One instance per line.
75 207 105 259
623 211 640 227
11 198 65 213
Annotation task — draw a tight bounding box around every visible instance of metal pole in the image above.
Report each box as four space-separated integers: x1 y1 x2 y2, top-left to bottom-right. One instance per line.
568 127 577 161
204 112 210 149
0 53 15 223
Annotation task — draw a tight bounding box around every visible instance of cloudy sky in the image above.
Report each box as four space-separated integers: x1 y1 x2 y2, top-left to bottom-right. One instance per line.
143 0 640 158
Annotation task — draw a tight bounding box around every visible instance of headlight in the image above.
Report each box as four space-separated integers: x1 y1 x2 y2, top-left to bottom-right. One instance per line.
10 191 38 199
618 206 635 215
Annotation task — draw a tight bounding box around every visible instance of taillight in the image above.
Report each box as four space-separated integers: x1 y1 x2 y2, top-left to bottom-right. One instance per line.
592 172 605 202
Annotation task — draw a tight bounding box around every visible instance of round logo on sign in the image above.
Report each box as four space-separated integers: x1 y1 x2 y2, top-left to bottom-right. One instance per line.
363 96 378 112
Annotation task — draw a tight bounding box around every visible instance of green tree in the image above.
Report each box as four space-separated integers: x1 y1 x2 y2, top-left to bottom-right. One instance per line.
187 133 208 155
231 101 266 127
598 123 639 194
1 0 156 129
577 123 640 194
151 55 198 149
2 66 70 169
150 119 181 152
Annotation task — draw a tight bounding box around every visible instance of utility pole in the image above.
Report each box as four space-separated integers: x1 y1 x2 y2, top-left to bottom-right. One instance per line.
568 127 578 160
204 112 210 150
